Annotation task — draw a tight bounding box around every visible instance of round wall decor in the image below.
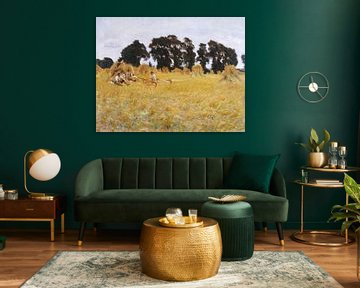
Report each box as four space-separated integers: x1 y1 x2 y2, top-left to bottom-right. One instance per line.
297 72 329 103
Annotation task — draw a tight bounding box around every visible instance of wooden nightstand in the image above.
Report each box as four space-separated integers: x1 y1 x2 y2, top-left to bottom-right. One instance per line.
0 195 66 241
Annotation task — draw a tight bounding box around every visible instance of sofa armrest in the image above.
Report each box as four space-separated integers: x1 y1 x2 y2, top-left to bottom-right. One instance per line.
75 159 104 199
269 168 287 198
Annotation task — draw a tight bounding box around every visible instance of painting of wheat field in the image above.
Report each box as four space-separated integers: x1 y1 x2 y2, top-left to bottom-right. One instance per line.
96 17 245 132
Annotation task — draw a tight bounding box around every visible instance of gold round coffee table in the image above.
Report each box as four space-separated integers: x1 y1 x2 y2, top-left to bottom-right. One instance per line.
139 217 222 281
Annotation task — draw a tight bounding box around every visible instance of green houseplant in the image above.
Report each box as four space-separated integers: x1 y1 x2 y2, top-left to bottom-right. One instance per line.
329 173 360 234
329 173 360 280
296 128 330 167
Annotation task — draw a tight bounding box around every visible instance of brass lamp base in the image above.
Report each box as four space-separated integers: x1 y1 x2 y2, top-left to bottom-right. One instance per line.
28 193 55 200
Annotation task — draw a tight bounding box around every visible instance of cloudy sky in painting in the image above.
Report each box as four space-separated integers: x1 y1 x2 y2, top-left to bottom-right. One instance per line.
96 17 245 68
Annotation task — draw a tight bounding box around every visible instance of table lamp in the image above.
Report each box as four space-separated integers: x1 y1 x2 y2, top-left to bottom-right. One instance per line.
24 148 61 199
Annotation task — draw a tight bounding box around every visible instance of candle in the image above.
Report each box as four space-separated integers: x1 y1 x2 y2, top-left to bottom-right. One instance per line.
338 146 346 153
330 142 338 148
337 146 347 169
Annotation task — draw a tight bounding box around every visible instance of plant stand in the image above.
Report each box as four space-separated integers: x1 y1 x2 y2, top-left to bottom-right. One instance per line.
291 166 359 246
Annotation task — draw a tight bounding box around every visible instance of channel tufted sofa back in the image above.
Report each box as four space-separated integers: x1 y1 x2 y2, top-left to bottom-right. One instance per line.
102 157 233 190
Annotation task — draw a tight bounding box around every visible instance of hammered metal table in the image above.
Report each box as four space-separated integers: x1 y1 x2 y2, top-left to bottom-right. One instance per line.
139 217 222 281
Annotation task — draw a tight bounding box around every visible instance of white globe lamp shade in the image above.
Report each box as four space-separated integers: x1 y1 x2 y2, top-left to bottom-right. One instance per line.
28 150 61 181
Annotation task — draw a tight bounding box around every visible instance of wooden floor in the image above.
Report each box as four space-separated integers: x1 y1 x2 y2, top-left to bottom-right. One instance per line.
0 228 358 288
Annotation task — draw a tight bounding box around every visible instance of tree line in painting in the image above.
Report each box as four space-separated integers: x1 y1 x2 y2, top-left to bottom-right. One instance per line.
97 35 245 74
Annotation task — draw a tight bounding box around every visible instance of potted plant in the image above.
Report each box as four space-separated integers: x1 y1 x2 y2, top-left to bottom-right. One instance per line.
296 128 330 167
329 173 360 279
329 173 360 233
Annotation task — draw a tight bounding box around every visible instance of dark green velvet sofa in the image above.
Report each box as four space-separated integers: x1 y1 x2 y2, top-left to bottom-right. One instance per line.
74 157 288 245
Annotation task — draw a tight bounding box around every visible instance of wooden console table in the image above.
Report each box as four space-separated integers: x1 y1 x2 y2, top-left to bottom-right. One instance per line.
0 195 65 241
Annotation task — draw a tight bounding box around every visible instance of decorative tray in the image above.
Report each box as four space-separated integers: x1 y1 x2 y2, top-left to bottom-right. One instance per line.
159 216 204 228
208 194 246 203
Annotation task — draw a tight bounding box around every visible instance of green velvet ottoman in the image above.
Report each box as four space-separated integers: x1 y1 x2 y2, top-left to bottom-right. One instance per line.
201 201 254 261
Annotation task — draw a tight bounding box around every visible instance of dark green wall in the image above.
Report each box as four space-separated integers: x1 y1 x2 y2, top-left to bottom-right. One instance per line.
1 0 359 230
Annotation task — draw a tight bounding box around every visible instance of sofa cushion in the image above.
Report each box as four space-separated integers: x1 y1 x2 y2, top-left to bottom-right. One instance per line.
75 188 288 222
223 153 280 193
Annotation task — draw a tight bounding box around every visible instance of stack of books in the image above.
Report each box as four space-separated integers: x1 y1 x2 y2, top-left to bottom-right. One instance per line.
314 179 341 185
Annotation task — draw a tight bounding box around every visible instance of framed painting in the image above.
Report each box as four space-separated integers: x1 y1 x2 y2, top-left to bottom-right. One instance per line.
96 17 245 132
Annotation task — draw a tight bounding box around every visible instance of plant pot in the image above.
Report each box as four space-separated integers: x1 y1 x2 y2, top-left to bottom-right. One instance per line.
307 152 328 168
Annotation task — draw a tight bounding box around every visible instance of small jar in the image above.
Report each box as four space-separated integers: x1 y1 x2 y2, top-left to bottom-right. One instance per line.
301 169 308 183
0 184 4 199
5 189 18 200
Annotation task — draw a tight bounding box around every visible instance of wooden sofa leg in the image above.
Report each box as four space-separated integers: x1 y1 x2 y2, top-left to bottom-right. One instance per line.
262 222 268 232
276 222 285 246
78 222 86 246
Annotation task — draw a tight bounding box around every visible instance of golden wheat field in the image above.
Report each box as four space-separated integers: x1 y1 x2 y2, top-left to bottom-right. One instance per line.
96 69 245 132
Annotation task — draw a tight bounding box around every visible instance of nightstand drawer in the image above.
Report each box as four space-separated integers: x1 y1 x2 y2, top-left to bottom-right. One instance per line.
2 201 55 218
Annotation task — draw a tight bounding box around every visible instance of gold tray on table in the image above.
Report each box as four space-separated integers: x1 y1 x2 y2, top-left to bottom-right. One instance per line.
208 194 246 203
159 216 204 228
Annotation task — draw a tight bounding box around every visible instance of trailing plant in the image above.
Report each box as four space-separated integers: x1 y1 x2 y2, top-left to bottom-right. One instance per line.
296 128 330 152
329 173 360 233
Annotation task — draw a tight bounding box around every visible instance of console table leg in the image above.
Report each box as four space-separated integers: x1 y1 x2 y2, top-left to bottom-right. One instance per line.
345 194 349 243
300 185 304 233
50 220 55 242
61 213 65 234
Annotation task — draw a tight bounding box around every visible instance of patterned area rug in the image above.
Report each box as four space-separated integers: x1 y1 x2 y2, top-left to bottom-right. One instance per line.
21 251 342 288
